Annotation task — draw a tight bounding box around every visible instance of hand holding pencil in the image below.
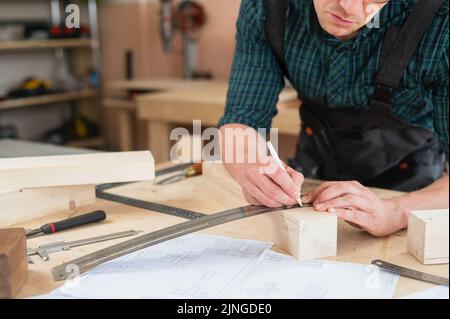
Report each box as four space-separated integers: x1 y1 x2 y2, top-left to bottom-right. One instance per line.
234 141 305 208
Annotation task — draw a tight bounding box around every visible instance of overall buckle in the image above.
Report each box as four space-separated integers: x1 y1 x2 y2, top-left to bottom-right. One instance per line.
373 84 395 104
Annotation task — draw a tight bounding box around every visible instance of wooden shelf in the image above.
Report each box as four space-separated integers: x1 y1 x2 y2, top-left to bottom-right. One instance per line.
0 39 94 52
0 89 100 110
65 137 104 149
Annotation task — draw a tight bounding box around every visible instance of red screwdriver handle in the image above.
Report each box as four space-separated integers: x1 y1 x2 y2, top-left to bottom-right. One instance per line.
40 211 107 234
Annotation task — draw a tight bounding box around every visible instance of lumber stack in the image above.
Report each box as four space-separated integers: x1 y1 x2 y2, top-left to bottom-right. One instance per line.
0 151 155 227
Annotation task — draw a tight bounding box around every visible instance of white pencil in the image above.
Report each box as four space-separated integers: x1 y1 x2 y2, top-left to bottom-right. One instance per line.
266 141 303 207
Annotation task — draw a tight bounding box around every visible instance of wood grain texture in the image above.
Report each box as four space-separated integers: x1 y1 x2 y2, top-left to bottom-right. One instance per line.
0 151 155 190
0 228 28 299
0 185 96 227
407 210 449 265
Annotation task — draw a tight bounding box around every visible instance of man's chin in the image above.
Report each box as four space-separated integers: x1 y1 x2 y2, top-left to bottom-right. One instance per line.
323 24 358 40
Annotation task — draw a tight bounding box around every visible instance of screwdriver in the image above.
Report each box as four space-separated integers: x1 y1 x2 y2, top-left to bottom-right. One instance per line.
156 163 203 185
25 210 107 238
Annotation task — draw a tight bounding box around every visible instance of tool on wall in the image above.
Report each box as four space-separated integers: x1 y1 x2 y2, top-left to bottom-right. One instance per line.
159 0 209 79
26 210 107 238
28 230 140 263
160 0 174 53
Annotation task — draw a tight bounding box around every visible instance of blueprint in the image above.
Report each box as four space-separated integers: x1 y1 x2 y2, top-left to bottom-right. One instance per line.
39 234 399 299
222 250 399 299
52 234 272 299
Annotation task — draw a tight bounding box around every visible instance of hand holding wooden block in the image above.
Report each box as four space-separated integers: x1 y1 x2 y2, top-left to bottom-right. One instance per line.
407 210 449 265
0 228 28 299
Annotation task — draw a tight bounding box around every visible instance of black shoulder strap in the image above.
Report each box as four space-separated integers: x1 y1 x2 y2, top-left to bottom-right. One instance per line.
265 0 289 78
374 0 445 103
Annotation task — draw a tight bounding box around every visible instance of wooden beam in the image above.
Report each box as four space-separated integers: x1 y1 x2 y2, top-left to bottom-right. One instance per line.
0 228 28 299
202 162 338 260
0 151 155 190
0 185 96 227
407 210 449 265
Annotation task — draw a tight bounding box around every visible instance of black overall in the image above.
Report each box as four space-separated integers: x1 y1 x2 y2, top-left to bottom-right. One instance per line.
265 0 446 192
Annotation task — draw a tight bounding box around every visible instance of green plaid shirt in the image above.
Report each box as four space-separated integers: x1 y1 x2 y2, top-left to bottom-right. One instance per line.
218 0 449 159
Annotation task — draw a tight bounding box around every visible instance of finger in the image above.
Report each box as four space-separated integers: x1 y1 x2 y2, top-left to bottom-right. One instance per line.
265 164 301 202
314 182 365 205
244 192 260 206
302 181 339 203
314 193 374 212
328 207 370 228
253 173 297 205
286 166 304 190
346 220 363 229
243 182 284 208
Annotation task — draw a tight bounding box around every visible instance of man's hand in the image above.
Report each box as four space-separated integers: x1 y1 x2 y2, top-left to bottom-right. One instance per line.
240 160 304 208
302 181 409 237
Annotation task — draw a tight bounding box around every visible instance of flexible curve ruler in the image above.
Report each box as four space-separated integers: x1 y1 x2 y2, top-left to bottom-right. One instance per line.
51 204 309 281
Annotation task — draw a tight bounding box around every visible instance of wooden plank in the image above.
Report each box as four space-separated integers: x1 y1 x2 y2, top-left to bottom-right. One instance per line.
0 228 28 299
407 210 449 265
0 89 99 111
0 151 154 190
0 139 95 158
202 162 337 260
0 185 96 227
0 39 93 52
136 82 300 135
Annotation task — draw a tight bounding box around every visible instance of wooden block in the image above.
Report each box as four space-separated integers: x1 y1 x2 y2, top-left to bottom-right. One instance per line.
202 162 338 260
250 209 337 259
407 210 449 265
0 151 155 190
0 185 96 227
0 228 28 298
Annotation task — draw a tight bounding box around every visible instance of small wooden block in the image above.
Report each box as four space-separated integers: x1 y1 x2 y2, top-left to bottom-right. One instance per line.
0 228 28 299
202 162 338 260
0 185 96 227
407 210 449 265
250 209 338 260
0 151 155 190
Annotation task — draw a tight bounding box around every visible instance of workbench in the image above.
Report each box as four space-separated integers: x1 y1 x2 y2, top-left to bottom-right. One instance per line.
1 140 448 299
103 79 300 161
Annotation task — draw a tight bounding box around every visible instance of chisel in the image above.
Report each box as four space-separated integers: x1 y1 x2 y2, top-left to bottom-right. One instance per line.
26 211 107 238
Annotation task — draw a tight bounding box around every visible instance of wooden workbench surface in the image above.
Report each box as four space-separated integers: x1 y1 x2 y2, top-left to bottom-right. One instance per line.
103 79 300 155
10 162 448 299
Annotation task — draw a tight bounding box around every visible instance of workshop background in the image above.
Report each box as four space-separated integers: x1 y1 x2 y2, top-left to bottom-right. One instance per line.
0 0 299 162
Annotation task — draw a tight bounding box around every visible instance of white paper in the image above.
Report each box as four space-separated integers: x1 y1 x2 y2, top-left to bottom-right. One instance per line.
38 234 400 299
401 286 449 299
51 234 272 299
222 250 399 299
